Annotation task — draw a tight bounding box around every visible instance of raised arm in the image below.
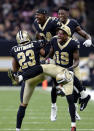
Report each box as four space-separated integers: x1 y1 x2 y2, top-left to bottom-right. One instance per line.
76 26 91 40
76 26 92 47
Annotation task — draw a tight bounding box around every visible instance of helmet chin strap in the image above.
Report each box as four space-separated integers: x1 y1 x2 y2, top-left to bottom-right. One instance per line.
20 41 30 45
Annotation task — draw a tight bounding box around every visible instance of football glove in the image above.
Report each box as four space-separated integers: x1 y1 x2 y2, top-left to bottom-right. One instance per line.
45 58 55 64
8 69 18 85
83 39 92 47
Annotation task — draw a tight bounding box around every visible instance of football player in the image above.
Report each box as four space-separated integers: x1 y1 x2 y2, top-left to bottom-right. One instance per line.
47 25 80 131
9 30 74 131
58 6 92 44
34 8 62 41
49 5 92 121
9 30 46 131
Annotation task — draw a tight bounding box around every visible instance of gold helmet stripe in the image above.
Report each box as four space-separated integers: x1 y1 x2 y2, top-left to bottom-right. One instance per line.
19 31 21 40
21 31 23 38
19 31 23 40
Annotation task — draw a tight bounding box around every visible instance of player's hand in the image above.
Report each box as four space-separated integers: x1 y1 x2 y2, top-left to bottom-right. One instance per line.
83 39 92 47
45 58 55 64
8 69 18 85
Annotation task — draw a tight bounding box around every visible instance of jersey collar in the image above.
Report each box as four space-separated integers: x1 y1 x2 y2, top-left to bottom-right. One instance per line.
65 19 70 26
58 37 72 50
38 17 51 31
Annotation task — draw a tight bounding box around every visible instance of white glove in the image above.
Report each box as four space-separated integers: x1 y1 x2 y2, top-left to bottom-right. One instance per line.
45 58 55 64
83 39 92 47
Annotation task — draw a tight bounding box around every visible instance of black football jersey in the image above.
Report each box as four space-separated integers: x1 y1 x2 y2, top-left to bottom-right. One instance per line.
10 40 46 71
34 17 61 41
64 19 79 36
50 36 80 68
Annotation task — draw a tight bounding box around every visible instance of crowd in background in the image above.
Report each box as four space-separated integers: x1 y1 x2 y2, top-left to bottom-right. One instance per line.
0 0 94 40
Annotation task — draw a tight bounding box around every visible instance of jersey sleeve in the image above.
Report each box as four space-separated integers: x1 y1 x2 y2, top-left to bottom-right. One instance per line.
72 19 80 29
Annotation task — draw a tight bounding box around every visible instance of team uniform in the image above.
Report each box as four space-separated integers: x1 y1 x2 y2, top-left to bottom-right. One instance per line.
50 36 80 68
10 40 46 71
49 36 80 94
34 17 62 41
10 40 46 104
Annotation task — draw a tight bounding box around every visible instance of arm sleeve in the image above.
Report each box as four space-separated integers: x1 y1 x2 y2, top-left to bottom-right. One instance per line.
72 19 80 29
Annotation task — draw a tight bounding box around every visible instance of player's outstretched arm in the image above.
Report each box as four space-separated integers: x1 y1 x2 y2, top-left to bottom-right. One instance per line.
76 26 92 47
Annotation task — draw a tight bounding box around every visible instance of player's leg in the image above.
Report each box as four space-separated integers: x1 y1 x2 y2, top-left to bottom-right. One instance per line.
16 82 28 131
73 89 81 120
73 66 82 120
66 95 76 131
51 78 66 121
50 78 58 121
63 79 76 131
16 74 45 131
15 65 43 83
